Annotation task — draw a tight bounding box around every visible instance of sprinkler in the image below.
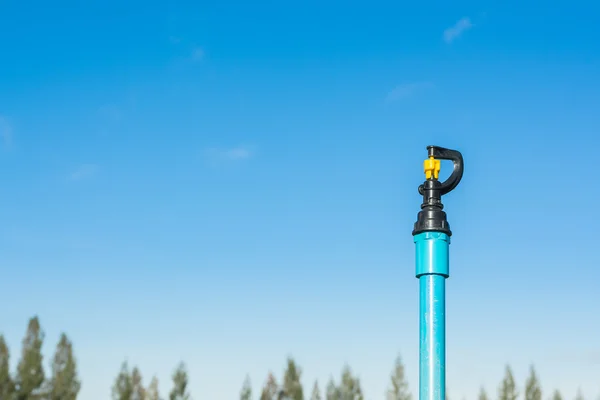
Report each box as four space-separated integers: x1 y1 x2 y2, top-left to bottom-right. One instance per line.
413 146 464 400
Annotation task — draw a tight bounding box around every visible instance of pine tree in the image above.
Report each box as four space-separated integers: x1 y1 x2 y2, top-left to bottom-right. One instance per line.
525 365 542 400
169 362 191 400
575 388 584 400
283 357 304 400
498 365 518 400
552 390 563 400
326 378 339 400
260 373 279 400
48 333 80 400
112 361 133 400
131 367 145 400
240 375 252 400
147 376 161 400
479 387 489 400
387 355 411 400
15 316 45 400
311 381 322 400
338 365 363 400
0 335 15 399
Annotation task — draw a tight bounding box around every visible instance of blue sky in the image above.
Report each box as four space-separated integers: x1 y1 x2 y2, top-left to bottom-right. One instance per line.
1 1 600 399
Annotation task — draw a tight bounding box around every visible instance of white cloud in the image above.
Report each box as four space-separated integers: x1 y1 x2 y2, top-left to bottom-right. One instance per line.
0 115 13 146
191 47 204 61
386 81 434 102
69 164 99 181
443 17 473 43
203 145 255 165
223 147 252 160
98 105 122 123
165 35 206 66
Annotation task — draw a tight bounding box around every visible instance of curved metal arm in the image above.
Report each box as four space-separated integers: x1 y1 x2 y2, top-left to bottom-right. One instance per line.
426 145 464 196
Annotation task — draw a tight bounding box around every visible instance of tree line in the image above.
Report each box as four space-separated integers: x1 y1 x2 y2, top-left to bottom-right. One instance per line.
248 359 586 400
0 316 190 400
0 316 590 400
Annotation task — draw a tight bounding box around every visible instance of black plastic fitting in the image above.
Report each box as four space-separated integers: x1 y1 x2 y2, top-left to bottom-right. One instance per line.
412 145 464 236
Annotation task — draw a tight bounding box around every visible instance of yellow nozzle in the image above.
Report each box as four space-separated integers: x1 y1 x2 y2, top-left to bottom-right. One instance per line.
423 156 440 180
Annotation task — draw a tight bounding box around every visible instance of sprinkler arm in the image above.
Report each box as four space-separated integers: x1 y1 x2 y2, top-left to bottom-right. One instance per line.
427 146 464 195
418 146 464 197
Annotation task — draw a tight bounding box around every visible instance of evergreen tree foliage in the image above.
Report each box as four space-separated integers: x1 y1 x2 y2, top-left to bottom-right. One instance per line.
283 357 304 400
131 367 145 400
552 390 563 400
15 316 45 400
112 361 133 400
387 354 411 400
498 365 518 400
338 365 363 400
525 365 542 400
479 387 489 400
0 335 15 400
48 333 80 400
1 318 595 400
169 362 191 400
240 375 252 400
260 373 279 400
326 378 339 400
147 376 161 400
310 381 322 400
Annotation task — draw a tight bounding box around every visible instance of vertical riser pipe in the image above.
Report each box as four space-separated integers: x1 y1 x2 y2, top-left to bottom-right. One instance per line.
415 232 450 400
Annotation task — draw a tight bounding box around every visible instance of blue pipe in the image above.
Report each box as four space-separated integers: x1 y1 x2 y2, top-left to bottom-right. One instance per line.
415 231 450 400
412 145 463 400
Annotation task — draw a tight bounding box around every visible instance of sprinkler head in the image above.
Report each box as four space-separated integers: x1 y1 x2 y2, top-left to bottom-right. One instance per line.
412 146 464 236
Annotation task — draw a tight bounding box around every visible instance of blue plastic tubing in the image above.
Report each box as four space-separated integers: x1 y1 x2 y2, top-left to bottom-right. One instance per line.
414 231 450 400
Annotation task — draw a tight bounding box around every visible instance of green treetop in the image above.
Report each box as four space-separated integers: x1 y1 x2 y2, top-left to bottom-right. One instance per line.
48 333 80 400
240 375 252 400
525 365 542 400
283 357 304 400
387 354 411 400
169 362 191 400
15 316 45 400
0 335 15 399
498 365 518 400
